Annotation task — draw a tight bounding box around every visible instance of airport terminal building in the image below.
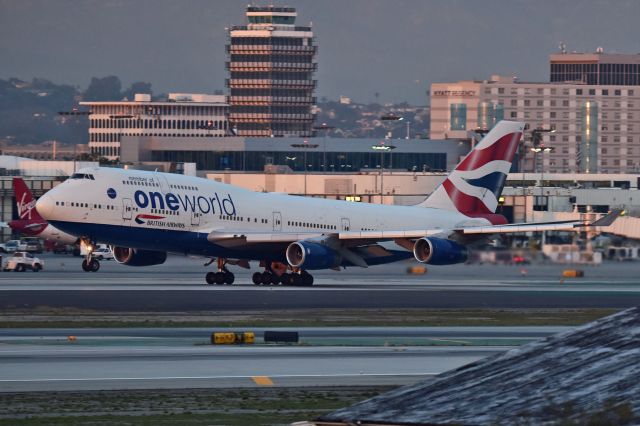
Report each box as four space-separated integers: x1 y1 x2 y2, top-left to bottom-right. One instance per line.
81 93 229 161
120 135 468 174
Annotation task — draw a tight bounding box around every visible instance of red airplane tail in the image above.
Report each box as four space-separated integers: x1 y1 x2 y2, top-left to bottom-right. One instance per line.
13 177 44 221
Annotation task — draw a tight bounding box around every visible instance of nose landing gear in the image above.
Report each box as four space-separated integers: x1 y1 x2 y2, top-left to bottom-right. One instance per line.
205 258 235 285
81 239 100 272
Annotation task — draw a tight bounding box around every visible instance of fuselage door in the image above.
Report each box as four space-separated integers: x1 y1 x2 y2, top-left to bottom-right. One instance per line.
273 211 282 232
191 211 200 227
155 173 171 194
341 217 350 231
122 198 132 220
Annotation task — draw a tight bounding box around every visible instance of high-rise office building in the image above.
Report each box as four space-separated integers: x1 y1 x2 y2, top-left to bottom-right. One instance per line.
550 50 640 85
226 6 317 137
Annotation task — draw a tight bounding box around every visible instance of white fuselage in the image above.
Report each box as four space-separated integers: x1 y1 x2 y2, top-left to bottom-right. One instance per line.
36 167 482 260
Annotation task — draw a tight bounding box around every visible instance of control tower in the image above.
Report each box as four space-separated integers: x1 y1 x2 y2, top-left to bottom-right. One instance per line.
226 6 317 137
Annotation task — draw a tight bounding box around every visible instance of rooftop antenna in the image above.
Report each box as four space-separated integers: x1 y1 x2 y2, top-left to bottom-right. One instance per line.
558 42 567 54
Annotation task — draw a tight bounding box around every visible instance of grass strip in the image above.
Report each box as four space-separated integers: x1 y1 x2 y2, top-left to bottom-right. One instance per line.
0 308 619 328
0 387 389 425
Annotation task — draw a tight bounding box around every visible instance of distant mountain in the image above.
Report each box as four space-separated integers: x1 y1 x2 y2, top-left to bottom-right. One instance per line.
0 76 429 146
0 77 153 146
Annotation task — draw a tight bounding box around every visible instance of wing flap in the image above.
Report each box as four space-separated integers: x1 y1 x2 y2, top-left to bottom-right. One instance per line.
338 229 446 240
460 221 581 235
208 231 324 245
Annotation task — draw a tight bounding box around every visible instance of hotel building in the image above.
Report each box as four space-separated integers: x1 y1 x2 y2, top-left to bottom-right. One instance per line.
430 51 640 175
431 80 640 174
226 6 317 137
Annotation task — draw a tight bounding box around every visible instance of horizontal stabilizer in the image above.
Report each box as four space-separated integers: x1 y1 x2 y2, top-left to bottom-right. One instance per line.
589 209 625 227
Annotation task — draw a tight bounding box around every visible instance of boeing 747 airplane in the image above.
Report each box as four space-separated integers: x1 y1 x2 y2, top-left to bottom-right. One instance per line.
34 121 614 285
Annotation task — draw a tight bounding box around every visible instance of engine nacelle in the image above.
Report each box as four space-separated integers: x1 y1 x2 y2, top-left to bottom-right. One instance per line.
112 246 167 267
285 241 340 270
413 237 468 265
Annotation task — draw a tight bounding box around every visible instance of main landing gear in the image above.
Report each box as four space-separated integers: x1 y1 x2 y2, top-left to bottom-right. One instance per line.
205 258 235 285
252 263 314 287
80 239 100 272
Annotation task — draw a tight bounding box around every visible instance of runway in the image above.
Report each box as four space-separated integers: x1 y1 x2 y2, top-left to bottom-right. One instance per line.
0 327 553 392
2 255 640 310
0 254 629 392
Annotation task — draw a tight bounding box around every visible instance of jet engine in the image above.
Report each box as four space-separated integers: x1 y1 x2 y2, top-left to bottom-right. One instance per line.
112 246 167 267
413 237 468 265
285 241 340 270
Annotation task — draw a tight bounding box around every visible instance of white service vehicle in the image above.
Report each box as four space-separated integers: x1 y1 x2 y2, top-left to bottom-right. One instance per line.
4 251 44 272
93 246 114 261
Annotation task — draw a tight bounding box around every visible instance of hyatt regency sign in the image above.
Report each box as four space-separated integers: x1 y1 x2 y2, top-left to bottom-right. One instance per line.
433 90 476 97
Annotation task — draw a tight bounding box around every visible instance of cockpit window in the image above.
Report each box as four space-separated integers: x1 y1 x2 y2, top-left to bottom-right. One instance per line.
70 173 95 180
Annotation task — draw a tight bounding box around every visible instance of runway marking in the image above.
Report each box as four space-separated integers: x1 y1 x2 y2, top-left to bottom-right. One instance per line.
428 338 472 345
0 373 439 383
252 376 274 386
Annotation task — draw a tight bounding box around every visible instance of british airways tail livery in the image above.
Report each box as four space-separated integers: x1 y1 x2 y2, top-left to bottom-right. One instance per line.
8 177 77 244
34 121 613 284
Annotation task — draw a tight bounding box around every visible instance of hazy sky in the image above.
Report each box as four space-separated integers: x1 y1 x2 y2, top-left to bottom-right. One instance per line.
2 0 640 104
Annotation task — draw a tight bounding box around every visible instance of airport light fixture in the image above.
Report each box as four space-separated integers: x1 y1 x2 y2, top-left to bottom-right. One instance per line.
530 146 554 153
312 123 335 172
380 113 403 121
530 146 555 219
371 142 397 204
380 114 409 139
291 141 319 195
531 127 556 148
520 127 555 222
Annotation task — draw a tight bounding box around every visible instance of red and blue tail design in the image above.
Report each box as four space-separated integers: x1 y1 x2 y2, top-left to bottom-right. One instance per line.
420 121 524 217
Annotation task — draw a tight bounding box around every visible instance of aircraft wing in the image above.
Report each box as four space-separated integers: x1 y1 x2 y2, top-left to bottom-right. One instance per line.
206 210 623 246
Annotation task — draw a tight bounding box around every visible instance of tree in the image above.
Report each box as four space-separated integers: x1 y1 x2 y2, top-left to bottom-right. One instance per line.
84 76 122 101
121 81 152 101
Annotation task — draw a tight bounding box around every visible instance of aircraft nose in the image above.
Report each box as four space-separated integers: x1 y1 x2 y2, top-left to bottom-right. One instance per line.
36 193 54 219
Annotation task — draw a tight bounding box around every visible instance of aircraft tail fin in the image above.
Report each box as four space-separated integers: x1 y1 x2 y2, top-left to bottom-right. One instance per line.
419 120 524 216
13 177 44 221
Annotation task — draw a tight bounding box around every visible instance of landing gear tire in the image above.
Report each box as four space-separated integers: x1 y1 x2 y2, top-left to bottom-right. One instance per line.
260 272 272 286
281 273 293 286
214 272 226 285
302 272 314 286
82 258 100 272
252 272 262 285
290 272 314 287
204 258 235 286
90 259 100 272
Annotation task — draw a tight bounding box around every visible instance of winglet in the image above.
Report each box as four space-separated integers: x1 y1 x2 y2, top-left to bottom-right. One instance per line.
591 209 625 227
